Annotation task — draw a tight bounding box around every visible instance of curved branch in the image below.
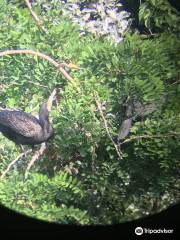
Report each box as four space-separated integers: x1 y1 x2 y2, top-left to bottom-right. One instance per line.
0 49 74 82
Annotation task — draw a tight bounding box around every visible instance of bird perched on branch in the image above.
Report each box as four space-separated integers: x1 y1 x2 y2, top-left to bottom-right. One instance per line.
0 89 56 151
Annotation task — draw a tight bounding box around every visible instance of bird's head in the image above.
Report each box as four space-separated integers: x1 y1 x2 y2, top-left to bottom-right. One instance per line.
39 89 56 122
46 88 57 112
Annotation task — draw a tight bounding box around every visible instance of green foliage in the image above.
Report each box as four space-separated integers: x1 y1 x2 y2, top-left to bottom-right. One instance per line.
139 0 180 33
0 171 89 224
0 0 179 225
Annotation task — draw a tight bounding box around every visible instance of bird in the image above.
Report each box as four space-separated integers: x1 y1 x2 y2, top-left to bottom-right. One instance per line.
0 89 56 151
118 102 132 141
118 118 132 140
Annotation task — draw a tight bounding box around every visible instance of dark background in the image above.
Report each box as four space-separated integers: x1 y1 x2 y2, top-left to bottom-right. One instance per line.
121 0 180 30
0 203 179 238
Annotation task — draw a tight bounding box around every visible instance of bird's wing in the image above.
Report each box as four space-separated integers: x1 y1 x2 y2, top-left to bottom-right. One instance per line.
0 111 42 138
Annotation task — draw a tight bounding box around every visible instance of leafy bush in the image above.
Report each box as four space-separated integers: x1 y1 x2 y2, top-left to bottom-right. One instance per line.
0 171 89 224
35 0 131 43
139 0 180 33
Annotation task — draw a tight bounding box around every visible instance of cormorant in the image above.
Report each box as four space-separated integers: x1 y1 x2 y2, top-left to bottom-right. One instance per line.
0 90 56 149
118 102 132 140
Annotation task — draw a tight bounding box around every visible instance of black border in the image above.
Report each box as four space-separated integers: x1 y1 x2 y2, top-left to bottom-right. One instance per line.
0 203 179 238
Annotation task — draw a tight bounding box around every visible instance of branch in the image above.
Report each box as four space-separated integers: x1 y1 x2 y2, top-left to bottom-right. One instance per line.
168 80 180 86
0 49 74 82
24 142 46 179
94 94 121 159
0 149 32 179
120 132 180 146
24 0 47 32
27 80 48 88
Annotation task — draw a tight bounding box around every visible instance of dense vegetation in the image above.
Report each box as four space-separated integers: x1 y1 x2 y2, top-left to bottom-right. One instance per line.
0 0 179 224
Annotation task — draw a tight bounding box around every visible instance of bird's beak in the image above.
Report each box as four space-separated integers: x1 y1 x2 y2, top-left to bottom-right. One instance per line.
47 88 57 112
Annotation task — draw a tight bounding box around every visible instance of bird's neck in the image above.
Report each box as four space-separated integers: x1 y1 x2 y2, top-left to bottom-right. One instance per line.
39 116 50 136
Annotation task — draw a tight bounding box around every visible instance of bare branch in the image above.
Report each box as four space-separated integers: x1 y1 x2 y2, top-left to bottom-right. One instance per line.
0 149 32 179
0 49 75 82
168 80 180 86
94 94 121 159
27 80 48 88
24 0 47 32
120 132 180 146
24 142 46 179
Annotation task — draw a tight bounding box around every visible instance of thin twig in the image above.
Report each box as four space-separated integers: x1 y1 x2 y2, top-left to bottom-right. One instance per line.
120 132 180 146
0 49 75 82
168 80 180 86
27 80 48 88
0 149 32 179
94 94 121 158
24 0 47 32
24 142 46 179
1 81 48 90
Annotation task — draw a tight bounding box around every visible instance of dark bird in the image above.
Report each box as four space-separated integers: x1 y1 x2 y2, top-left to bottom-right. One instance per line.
118 102 132 141
0 89 56 150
